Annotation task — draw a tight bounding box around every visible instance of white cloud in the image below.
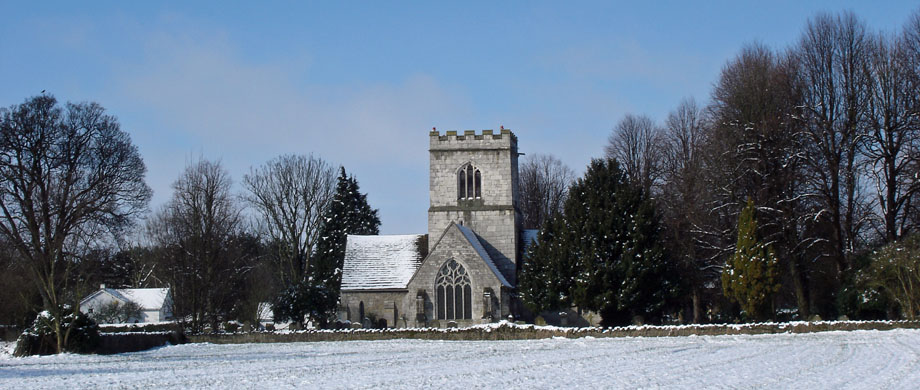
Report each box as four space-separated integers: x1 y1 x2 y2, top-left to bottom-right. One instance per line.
111 27 474 234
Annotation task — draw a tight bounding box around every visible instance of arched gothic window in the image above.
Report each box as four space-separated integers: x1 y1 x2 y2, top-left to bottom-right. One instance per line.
436 259 472 320
457 163 482 200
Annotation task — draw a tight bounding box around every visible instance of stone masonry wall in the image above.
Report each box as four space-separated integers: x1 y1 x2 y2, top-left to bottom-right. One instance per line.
339 291 408 328
407 224 507 328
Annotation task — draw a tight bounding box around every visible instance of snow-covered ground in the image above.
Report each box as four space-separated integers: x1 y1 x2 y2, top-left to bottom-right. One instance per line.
0 341 14 358
2 329 919 389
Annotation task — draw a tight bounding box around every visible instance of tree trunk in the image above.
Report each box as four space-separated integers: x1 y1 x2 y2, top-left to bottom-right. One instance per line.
54 318 63 354
788 256 810 319
691 288 703 324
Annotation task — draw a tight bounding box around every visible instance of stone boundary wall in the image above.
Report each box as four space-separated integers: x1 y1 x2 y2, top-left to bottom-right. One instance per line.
190 320 920 344
13 321 919 356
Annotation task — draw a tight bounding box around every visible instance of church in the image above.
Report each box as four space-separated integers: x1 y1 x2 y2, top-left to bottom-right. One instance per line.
338 128 536 328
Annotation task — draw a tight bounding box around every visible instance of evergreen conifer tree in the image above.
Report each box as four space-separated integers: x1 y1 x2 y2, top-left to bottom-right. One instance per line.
721 198 780 321
519 213 576 313
519 158 680 326
312 167 380 297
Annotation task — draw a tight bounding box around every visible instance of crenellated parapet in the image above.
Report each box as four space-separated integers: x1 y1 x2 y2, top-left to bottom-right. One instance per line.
429 128 517 151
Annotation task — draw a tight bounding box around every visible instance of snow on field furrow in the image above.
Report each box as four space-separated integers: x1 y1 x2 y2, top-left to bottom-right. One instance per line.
3 330 920 389
854 336 920 389
406 338 688 389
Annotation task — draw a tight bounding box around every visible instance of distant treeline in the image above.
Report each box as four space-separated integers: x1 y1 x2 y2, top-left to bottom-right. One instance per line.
518 10 920 325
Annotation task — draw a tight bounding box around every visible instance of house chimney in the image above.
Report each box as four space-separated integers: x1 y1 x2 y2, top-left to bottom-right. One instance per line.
100 283 106 289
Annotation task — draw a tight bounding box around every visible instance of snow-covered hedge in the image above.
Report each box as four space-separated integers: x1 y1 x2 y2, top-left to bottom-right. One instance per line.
98 322 180 333
0 325 22 342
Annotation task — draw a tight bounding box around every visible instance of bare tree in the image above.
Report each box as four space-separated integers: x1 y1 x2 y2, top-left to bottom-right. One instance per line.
900 9 920 229
148 159 252 332
88 300 142 324
707 43 820 317
863 32 920 242
0 95 150 353
659 98 718 322
795 11 874 275
605 114 663 195
905 10 920 83
518 154 575 230
243 154 335 286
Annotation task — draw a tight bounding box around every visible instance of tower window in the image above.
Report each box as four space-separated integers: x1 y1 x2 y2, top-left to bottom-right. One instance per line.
436 259 472 320
457 163 482 200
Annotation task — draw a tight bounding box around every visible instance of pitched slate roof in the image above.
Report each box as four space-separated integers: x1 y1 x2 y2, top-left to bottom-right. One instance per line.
82 287 170 310
116 288 170 310
341 234 425 290
455 224 512 288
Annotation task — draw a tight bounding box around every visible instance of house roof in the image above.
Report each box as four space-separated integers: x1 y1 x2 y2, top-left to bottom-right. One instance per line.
115 288 170 310
455 224 512 288
341 234 425 290
81 288 170 311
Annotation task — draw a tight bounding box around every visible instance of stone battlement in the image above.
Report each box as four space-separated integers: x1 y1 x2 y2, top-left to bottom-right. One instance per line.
429 128 517 150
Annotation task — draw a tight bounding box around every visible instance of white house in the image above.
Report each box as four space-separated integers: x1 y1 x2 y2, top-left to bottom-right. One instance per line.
80 284 173 323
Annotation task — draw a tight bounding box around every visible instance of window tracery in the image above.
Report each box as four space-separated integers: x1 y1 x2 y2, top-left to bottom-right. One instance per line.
436 259 472 320
457 163 482 200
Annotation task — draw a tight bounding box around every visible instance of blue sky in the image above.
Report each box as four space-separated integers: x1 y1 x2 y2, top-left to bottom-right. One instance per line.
2 1 917 234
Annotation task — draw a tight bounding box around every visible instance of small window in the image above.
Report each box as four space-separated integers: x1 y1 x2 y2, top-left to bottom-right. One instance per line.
457 164 482 200
474 170 481 198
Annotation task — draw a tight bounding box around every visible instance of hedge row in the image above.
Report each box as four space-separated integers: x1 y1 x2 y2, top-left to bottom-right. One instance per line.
14 332 186 357
98 323 182 333
1 326 22 342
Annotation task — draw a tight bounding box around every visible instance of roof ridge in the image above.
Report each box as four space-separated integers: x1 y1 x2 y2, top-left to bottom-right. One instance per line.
455 224 512 288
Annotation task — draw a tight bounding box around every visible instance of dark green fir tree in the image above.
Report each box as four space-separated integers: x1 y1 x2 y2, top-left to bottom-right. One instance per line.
312 167 381 296
519 158 680 326
519 213 577 314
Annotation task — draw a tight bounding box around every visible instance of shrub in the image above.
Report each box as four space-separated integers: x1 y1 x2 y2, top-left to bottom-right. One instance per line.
17 309 100 355
865 234 920 319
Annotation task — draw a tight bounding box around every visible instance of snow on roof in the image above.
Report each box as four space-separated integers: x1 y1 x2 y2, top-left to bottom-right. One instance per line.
522 229 539 251
258 303 273 322
110 288 169 310
341 234 425 290
455 224 512 288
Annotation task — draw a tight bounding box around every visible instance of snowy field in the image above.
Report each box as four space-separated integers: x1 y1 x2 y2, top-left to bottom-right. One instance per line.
2 330 920 389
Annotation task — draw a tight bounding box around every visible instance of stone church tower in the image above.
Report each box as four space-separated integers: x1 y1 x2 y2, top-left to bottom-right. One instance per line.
339 128 526 328
428 128 522 284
